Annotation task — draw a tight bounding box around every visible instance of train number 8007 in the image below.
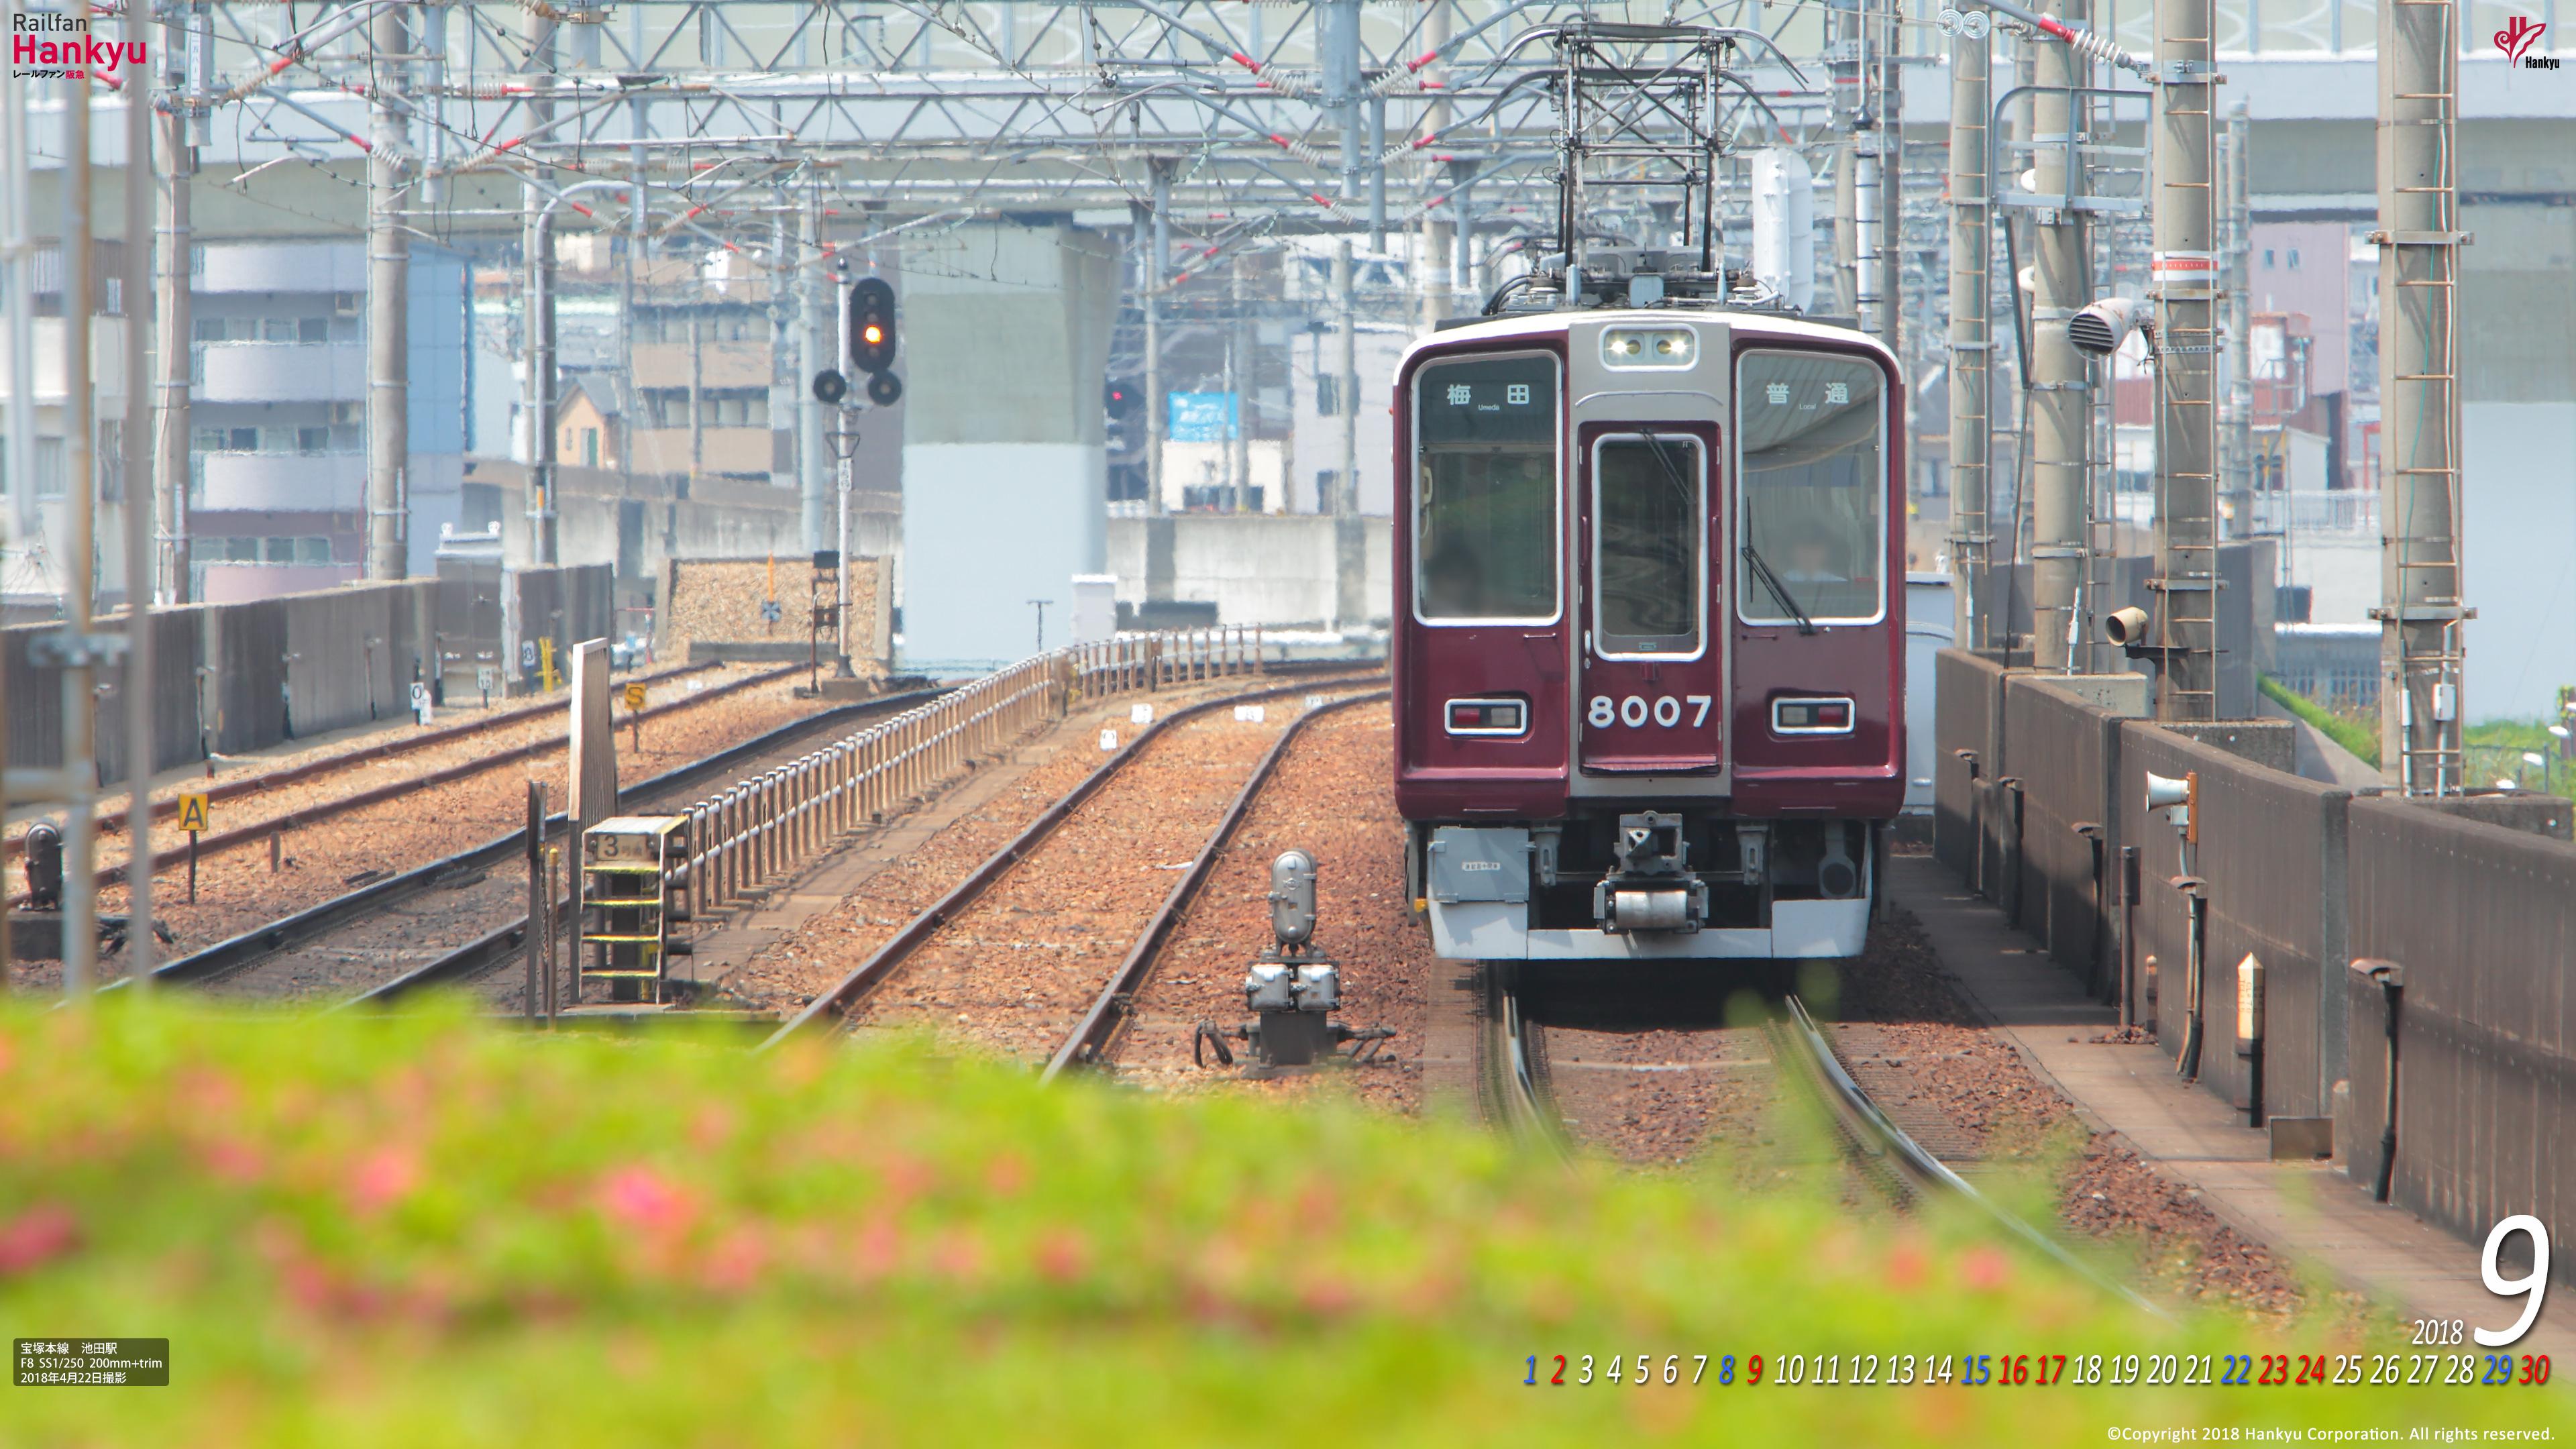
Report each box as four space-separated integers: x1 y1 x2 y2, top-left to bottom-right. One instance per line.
1587 695 1714 730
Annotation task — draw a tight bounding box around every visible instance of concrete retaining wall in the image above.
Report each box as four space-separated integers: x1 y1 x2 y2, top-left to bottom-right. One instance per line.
1933 645 2576 1278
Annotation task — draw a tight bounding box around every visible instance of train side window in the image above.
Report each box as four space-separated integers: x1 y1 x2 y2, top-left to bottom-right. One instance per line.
1736 351 1885 626
1412 353 1560 625
1592 434 1705 658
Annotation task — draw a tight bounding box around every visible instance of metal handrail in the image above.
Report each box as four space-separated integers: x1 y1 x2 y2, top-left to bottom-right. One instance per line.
667 628 1272 924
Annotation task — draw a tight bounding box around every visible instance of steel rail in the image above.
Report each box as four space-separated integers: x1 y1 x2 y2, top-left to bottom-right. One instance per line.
1774 994 2167 1318
761 669 1389 1051
1042 688 1390 1082
129 687 946 994
1482 967 1576 1159
1 658 725 864
44 661 805 906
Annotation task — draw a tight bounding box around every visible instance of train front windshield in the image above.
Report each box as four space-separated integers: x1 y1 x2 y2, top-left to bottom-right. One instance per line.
1412 354 1560 624
1737 351 1885 625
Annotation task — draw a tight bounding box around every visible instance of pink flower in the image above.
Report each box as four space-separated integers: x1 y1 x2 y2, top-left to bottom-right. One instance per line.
1960 1244 2012 1293
598 1165 696 1236
0 1203 80 1275
348 1148 419 1214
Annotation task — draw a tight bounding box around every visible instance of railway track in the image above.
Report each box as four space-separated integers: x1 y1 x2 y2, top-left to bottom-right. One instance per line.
132 686 945 1004
61 662 806 936
1482 965 2161 1313
3 657 731 871
762 676 1389 1059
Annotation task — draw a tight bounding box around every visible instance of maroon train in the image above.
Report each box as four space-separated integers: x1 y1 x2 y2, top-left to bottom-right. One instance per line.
1393 307 1904 962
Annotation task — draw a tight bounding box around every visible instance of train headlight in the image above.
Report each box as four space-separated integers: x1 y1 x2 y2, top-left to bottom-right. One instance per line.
1602 326 1695 370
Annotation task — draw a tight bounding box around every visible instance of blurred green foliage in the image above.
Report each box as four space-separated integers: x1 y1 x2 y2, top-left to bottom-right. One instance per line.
0 1001 2563 1444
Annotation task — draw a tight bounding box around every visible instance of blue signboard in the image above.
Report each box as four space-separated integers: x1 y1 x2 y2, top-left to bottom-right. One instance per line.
1167 390 1239 443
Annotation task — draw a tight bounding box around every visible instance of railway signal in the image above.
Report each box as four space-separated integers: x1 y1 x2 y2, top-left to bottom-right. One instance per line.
849 277 896 372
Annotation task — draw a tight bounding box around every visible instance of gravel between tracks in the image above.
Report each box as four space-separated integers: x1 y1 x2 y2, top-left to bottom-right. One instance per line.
1837 908 2324 1320
1106 704 1430 1112
719 676 1377 1020
11 667 835 994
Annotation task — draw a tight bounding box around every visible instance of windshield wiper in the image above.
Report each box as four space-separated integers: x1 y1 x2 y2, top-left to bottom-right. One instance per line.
1739 542 1818 635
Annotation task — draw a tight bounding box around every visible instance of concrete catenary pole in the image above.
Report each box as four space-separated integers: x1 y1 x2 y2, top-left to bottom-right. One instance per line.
123 0 157 982
1947 13 1992 648
2375 0 2466 794
154 5 199 602
366 1 409 579
62 68 98 997
2026 0 2092 672
2220 102 2253 535
2150 0 2220 720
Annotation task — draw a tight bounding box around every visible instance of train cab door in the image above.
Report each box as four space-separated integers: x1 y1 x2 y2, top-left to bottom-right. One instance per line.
1574 422 1723 775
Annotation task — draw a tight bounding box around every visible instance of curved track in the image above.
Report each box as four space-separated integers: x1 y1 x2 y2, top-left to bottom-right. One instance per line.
1481 964 2161 1314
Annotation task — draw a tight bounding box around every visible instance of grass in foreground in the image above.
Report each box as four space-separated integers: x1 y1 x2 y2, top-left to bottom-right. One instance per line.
0 1001 2564 1445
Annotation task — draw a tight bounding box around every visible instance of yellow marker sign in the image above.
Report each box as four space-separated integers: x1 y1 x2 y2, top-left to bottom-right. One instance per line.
539 637 561 693
175 794 211 834
624 682 647 712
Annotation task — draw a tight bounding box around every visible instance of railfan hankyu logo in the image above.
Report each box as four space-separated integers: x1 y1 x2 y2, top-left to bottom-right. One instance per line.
2497 14 2559 68
9 11 149 85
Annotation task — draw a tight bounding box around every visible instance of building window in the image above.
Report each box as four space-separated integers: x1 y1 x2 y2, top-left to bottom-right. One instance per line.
263 536 296 563
2288 248 2302 270
297 427 330 455
583 428 600 468
193 318 228 344
296 537 332 566
299 317 329 343
262 317 297 343
34 436 64 499
227 427 258 451
2263 248 2275 268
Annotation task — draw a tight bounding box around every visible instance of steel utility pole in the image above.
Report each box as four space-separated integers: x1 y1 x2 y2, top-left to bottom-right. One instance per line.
1144 160 1171 517
2151 0 2220 720
1947 11 1992 648
2026 0 2093 672
366 0 409 579
1229 259 1252 513
1872 0 1902 356
1419 0 1454 328
1830 0 1860 321
2220 101 2253 534
1334 238 1357 517
2375 0 2467 794
61 68 99 996
123 0 158 983
2 43 34 547
797 204 828 551
525 207 560 565
522 1 557 564
154 1 201 603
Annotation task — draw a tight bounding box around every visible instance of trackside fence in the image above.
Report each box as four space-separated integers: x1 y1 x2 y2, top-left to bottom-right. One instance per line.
678 629 1270 920
1931 646 2576 1281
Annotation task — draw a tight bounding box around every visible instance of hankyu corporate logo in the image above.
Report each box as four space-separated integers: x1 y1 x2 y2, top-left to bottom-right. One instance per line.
9 11 150 85
2496 14 2559 68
